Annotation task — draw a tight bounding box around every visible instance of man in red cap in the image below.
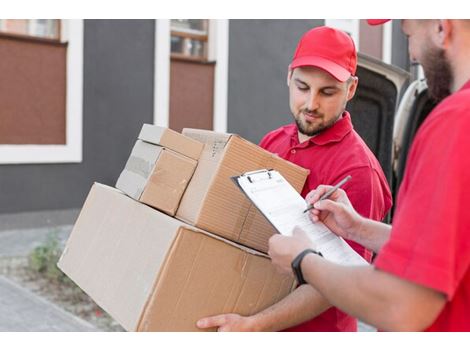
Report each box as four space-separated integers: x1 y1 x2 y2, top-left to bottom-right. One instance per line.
268 20 470 331
197 26 392 332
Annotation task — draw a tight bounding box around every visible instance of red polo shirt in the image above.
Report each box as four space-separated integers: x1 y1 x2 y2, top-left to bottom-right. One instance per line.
260 111 392 332
374 80 470 331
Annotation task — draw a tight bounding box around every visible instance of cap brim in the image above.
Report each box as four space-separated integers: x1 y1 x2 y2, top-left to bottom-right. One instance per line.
290 56 352 82
367 19 391 26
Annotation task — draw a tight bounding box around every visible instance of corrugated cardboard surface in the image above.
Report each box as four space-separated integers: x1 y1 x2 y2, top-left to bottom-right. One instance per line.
176 129 231 223
139 124 203 161
178 130 309 253
116 141 196 216
58 183 294 332
140 149 197 216
138 227 294 332
57 183 183 331
115 140 162 200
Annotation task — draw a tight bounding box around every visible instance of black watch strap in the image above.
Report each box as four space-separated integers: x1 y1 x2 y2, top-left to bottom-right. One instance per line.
291 249 323 285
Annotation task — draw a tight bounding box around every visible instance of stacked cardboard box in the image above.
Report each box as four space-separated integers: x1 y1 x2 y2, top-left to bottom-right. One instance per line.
115 124 204 216
178 128 309 253
58 125 309 331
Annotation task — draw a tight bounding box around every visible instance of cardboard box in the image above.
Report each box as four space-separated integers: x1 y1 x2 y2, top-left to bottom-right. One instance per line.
116 140 197 216
138 124 204 161
176 129 309 253
58 183 294 332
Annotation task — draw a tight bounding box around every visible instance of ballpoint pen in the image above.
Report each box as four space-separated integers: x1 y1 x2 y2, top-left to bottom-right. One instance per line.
303 175 352 213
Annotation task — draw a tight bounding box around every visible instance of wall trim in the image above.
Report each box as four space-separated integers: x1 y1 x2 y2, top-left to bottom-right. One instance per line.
382 20 393 64
153 19 170 128
212 19 229 133
0 19 83 164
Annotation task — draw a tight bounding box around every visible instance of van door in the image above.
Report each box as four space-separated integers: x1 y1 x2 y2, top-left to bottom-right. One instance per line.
347 53 409 191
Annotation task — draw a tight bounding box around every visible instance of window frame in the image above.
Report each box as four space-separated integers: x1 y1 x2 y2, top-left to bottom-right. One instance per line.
154 19 229 132
0 19 83 164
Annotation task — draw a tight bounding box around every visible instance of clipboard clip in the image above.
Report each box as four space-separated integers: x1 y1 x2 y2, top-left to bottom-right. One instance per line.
242 169 273 183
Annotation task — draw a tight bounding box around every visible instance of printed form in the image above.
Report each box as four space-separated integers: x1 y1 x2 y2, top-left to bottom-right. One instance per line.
235 170 368 266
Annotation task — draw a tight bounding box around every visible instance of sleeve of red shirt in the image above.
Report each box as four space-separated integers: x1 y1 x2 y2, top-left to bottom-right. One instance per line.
335 166 391 221
374 108 470 299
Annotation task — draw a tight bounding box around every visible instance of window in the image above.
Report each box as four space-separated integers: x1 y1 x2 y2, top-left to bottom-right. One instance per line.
0 19 60 41
0 20 83 164
170 19 209 61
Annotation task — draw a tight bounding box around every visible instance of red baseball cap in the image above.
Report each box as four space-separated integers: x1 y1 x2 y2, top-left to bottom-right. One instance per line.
290 26 357 82
367 19 391 25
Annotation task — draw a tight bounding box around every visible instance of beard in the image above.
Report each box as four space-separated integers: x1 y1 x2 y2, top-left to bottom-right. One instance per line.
421 45 453 102
294 110 343 137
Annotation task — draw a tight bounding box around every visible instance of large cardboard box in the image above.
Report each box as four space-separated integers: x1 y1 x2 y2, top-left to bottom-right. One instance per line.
176 129 309 253
116 125 204 216
58 183 294 332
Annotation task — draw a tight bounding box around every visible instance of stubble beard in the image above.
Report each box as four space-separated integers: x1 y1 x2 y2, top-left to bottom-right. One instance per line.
421 45 453 102
294 110 343 137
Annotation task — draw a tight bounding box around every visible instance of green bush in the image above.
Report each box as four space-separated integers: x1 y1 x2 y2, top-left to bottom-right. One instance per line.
28 232 68 282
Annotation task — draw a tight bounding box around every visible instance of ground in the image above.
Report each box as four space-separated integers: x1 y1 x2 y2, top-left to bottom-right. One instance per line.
0 255 124 332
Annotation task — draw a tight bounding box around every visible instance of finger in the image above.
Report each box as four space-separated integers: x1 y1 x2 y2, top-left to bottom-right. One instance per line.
306 185 335 205
197 314 227 329
314 198 343 213
309 212 320 223
267 236 279 258
218 325 231 332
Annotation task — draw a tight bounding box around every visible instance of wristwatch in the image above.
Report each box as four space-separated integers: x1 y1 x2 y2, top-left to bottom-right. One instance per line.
291 249 323 285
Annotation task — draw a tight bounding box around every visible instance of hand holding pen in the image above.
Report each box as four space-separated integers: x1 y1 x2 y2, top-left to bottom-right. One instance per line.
303 175 352 213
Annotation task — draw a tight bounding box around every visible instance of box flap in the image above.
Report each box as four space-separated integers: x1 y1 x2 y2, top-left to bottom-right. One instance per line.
139 124 204 160
140 149 197 215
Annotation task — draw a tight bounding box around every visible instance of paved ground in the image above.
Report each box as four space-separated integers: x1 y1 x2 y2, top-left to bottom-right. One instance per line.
0 275 97 332
0 225 71 257
0 210 100 332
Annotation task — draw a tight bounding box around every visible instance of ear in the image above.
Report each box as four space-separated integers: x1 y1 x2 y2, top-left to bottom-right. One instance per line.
346 76 359 101
287 65 293 86
436 19 453 49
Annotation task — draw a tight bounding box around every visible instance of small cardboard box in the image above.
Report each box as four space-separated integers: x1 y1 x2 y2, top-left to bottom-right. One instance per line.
176 129 309 253
116 140 197 216
58 183 294 332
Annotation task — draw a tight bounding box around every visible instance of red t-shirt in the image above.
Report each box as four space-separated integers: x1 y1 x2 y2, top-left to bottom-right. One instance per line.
260 111 392 331
374 80 470 331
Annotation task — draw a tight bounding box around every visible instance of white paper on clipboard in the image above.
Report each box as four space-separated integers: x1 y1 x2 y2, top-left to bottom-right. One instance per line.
233 169 368 266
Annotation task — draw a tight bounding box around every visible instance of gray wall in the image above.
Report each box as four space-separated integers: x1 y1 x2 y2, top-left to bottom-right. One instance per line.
391 20 410 72
227 19 324 144
0 20 155 214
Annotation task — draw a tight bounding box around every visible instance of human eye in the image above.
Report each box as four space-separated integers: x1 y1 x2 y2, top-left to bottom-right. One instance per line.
321 89 336 96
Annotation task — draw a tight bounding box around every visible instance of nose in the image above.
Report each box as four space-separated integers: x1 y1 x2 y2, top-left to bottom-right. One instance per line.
307 92 320 111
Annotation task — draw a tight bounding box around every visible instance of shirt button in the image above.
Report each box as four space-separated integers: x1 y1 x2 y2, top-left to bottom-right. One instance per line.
291 149 296 154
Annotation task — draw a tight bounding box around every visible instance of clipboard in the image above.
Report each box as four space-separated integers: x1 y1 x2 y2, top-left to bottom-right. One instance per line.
232 169 368 266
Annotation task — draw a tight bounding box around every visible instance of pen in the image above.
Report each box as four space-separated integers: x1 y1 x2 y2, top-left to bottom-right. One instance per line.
303 175 352 213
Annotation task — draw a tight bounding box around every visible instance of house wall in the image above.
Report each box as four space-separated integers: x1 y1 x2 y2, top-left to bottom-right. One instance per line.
0 20 155 213
226 19 324 144
0 19 412 215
